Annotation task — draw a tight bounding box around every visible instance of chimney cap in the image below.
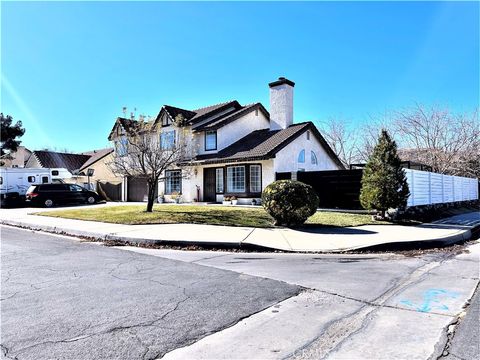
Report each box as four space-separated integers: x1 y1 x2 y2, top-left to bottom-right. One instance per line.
269 77 295 88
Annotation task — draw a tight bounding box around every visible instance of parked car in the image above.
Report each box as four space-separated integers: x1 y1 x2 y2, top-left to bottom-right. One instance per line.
0 167 72 207
26 184 101 207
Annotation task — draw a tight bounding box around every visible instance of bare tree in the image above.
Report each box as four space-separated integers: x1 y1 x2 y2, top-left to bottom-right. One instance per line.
319 117 361 168
109 117 194 212
392 104 479 176
355 112 399 163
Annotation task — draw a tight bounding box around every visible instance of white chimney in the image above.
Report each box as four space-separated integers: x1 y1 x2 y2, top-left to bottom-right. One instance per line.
269 77 295 130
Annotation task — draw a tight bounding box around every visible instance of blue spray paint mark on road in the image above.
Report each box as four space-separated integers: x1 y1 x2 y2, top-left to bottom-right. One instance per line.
400 289 459 313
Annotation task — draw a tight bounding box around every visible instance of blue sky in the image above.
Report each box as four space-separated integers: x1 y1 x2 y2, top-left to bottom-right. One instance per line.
2 1 479 152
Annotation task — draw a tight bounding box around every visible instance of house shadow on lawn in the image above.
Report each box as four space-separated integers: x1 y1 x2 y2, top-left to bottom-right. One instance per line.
289 224 378 235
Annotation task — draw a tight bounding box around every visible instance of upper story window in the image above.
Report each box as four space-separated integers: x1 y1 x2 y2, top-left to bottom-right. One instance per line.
311 151 318 165
205 130 217 151
162 114 170 126
307 131 310 140
160 130 176 150
298 149 305 163
116 137 128 157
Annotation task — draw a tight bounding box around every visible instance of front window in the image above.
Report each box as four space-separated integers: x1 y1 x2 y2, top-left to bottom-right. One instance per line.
28 176 35 183
205 131 217 151
42 176 49 184
165 170 181 194
116 137 128 157
250 165 261 193
216 168 224 193
227 166 245 193
160 130 176 150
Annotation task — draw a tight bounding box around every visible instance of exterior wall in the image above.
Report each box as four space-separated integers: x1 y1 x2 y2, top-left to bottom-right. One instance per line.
0 147 32 168
195 111 270 156
69 153 122 188
274 131 341 173
270 83 294 130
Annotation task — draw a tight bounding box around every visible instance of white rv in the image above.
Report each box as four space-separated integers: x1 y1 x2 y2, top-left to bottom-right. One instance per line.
0 168 72 206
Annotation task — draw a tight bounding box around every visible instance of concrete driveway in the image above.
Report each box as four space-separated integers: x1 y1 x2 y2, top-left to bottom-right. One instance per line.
0 226 298 360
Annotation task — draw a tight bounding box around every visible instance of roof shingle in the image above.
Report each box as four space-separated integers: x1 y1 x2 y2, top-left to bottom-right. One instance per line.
32 151 91 173
193 123 311 164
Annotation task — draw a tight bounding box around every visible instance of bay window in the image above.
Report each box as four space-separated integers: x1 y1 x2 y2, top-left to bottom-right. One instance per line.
249 165 261 193
227 166 245 193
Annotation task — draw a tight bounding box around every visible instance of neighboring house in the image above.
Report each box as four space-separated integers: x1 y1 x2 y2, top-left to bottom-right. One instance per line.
25 150 91 173
0 146 32 168
108 77 344 203
25 149 123 200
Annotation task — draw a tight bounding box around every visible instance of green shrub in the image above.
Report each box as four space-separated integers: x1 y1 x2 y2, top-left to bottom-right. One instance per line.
262 180 319 226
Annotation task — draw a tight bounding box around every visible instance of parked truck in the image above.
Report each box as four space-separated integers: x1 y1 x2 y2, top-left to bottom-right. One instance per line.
0 168 72 206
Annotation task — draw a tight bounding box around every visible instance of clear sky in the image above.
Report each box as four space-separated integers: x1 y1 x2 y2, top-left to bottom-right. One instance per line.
2 1 479 153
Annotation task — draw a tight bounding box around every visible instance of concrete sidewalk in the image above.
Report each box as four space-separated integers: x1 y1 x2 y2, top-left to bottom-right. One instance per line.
1 205 478 252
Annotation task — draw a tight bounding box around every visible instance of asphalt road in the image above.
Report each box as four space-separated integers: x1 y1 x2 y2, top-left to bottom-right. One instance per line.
0 226 299 360
128 245 480 359
445 285 480 360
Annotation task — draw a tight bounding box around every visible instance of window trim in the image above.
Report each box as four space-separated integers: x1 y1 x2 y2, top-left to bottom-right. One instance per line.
164 170 182 195
205 130 217 151
249 165 262 193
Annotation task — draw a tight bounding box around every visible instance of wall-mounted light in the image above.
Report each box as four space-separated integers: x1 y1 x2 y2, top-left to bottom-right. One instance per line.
194 168 198 176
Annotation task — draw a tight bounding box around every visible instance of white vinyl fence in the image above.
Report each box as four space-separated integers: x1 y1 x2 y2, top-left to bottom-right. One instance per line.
404 169 479 207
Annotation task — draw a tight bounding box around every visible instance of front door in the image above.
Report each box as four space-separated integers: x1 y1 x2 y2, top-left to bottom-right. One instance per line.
203 168 216 202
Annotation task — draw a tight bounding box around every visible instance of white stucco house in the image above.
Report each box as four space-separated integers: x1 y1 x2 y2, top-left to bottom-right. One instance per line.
108 77 344 203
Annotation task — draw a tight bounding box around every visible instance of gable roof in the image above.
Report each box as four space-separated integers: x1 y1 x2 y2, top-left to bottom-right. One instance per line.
188 101 241 125
193 103 269 132
108 117 141 140
192 121 344 168
31 151 91 173
153 101 242 128
162 105 197 122
79 148 114 171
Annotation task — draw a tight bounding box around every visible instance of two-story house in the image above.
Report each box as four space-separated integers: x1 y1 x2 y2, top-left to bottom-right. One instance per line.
108 77 344 203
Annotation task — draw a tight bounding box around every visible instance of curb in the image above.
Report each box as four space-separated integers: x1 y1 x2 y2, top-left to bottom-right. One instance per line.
1 219 477 253
0 220 274 252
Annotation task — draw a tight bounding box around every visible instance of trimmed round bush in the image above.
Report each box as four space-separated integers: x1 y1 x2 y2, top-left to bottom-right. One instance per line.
262 180 319 227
